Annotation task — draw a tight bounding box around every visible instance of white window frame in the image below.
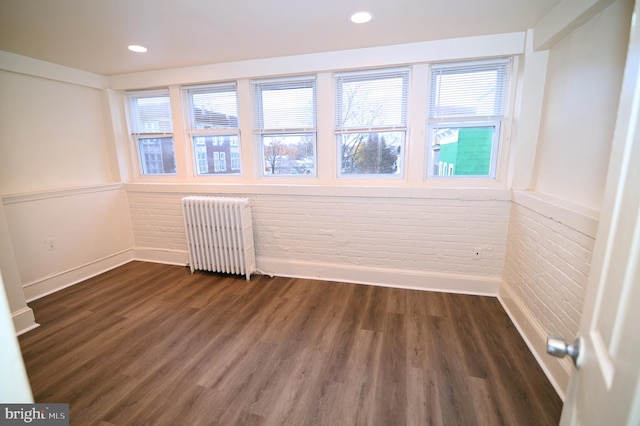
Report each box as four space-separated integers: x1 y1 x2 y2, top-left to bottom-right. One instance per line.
183 83 241 176
127 89 176 176
335 67 409 178
252 76 317 178
426 58 511 179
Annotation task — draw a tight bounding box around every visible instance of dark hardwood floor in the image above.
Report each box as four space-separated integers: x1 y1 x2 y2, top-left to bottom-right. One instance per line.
18 261 562 425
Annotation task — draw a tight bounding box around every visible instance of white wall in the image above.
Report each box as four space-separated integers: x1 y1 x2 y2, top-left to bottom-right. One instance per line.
128 185 510 295
501 193 598 397
0 70 113 194
531 0 632 211
500 0 632 399
0 54 135 305
3 186 134 301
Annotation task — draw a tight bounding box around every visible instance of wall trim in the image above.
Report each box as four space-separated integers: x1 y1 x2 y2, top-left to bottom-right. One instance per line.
132 248 189 266
512 190 599 237
11 306 39 336
533 0 616 51
23 249 134 302
258 256 500 296
2 183 124 205
129 248 500 296
498 283 571 400
0 50 107 89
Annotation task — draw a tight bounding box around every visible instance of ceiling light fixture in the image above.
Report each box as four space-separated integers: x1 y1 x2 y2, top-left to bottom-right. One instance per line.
350 11 373 24
128 45 148 53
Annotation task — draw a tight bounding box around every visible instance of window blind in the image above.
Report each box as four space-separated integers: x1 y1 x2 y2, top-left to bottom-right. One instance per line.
429 59 510 121
252 77 316 132
185 83 238 130
335 68 409 131
127 90 173 134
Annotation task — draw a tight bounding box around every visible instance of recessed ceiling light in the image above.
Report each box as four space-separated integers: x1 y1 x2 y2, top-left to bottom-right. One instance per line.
128 45 148 53
350 11 373 24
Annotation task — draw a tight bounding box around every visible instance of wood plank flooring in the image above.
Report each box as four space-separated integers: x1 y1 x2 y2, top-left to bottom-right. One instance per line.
18 261 562 425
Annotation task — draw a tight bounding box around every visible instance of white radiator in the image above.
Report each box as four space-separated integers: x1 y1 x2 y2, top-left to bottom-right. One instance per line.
181 196 256 280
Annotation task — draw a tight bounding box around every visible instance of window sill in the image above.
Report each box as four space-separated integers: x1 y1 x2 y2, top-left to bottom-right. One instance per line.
124 182 511 201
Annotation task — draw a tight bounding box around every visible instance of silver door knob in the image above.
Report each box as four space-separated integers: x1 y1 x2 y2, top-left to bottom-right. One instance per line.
546 336 582 368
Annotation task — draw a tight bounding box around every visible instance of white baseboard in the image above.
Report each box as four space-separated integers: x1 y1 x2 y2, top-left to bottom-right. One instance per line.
22 249 134 302
132 248 189 266
257 256 500 296
12 306 39 336
498 283 570 400
129 248 499 295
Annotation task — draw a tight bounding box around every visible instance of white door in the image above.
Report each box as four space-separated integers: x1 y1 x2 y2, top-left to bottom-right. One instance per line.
0 271 33 402
558 2 640 424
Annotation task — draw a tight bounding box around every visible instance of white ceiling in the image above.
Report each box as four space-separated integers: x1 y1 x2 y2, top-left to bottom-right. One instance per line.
0 0 561 76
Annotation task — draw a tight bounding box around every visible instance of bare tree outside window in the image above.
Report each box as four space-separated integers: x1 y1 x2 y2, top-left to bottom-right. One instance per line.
335 69 408 177
263 135 315 175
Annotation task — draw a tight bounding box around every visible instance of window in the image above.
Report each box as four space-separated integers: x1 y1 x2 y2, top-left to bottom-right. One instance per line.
127 90 176 175
335 68 408 177
252 77 317 176
185 83 241 175
427 59 510 178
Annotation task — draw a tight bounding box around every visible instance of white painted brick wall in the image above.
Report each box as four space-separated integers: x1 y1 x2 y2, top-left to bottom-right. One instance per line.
128 192 189 250
127 190 511 279
503 203 595 342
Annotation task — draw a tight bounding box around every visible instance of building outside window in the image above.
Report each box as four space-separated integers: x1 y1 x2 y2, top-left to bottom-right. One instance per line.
185 83 241 175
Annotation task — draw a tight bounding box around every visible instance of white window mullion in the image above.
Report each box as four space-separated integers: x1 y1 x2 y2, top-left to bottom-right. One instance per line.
315 72 336 182
169 85 188 179
237 79 256 179
407 63 429 184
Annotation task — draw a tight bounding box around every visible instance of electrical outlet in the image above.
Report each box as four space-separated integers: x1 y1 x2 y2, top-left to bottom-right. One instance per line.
45 238 56 251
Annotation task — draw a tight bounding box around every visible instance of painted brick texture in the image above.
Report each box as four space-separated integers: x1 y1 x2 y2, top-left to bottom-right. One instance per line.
128 192 189 251
503 203 595 342
127 191 511 279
